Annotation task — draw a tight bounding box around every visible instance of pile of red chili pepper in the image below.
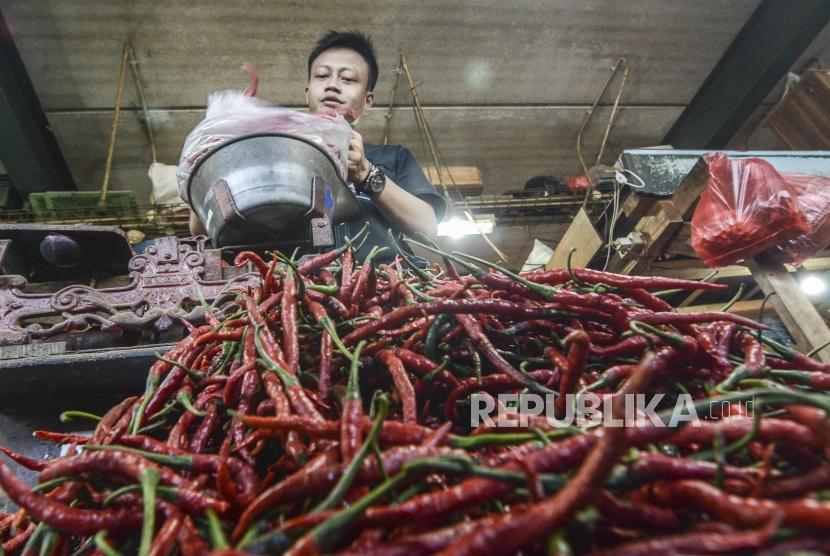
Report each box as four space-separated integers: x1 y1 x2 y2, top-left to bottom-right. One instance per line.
3 233 830 555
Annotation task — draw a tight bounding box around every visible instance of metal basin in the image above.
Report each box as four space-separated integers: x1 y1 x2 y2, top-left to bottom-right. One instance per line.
186 133 363 247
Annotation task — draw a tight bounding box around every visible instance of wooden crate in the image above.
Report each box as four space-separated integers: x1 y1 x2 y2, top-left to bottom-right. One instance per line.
422 166 483 196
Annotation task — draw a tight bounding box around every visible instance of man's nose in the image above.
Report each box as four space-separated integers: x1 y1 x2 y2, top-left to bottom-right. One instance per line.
324 76 341 92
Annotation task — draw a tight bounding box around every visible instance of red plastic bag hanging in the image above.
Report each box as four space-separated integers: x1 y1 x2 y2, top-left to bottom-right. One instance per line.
690 153 810 267
767 172 830 266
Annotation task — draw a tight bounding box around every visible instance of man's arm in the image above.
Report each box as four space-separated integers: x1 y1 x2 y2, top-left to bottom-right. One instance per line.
369 178 438 239
348 131 439 239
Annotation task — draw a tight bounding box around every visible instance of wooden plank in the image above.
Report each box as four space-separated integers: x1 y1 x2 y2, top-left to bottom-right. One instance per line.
614 193 655 236
421 166 483 195
746 254 830 363
546 207 603 270
677 299 774 319
663 222 695 257
650 256 830 280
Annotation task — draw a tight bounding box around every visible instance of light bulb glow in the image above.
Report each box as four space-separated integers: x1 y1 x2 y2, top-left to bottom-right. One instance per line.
801 275 826 296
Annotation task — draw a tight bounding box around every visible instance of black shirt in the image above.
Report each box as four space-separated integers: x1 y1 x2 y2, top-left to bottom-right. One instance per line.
340 143 447 262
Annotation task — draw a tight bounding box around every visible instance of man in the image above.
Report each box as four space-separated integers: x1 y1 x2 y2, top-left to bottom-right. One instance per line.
190 31 445 260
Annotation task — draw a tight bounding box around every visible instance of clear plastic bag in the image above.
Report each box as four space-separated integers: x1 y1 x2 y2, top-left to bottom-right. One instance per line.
690 153 810 267
767 172 830 266
177 78 352 204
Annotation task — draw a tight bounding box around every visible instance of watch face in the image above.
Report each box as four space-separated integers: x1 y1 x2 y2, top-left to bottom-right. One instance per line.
367 168 385 195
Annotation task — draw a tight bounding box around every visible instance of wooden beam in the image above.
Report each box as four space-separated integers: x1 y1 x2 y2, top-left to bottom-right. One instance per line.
650 256 830 280
546 207 603 270
746 255 830 362
663 223 696 258
677 299 773 319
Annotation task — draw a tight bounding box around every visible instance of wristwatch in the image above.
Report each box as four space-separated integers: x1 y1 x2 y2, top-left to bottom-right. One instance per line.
357 164 386 197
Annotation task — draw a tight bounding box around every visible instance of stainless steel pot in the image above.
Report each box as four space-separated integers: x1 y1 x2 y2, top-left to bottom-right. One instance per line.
186 133 363 247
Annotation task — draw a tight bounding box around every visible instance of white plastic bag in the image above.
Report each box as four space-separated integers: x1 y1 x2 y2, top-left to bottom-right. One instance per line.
176 91 353 204
521 239 555 273
148 162 184 205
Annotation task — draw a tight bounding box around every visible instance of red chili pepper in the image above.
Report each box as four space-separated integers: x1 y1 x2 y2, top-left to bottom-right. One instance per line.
435 348 673 556
147 512 183 556
246 297 290 371
444 370 557 421
232 444 457 542
377 350 418 424
633 311 766 330
590 513 778 556
116 435 258 504
231 369 260 465
92 395 139 444
402 324 430 351
341 342 366 463
2 522 36 554
281 271 300 372
594 489 680 530
555 330 591 414
190 401 220 453
762 464 830 498
342 298 567 346
523 268 726 291
455 312 550 394
628 453 758 484
178 515 211 556
234 250 270 279
0 459 142 535
0 445 47 471
737 330 765 375
667 416 823 449
650 479 830 529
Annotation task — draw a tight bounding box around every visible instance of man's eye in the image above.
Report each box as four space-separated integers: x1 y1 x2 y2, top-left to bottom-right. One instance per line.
316 74 328 80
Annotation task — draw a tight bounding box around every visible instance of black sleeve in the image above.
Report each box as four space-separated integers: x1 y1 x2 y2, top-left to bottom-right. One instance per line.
394 146 448 222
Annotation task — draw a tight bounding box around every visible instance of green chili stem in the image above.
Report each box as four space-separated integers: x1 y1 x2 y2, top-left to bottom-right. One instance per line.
21 522 46 555
32 476 78 493
449 428 576 450
85 444 193 468
306 283 339 296
178 392 207 417
313 396 389 512
130 372 160 435
94 532 126 556
59 410 102 423
155 353 201 380
720 283 745 312
206 509 230 550
138 468 160 556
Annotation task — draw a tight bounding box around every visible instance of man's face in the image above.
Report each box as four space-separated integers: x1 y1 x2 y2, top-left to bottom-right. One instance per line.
306 48 374 123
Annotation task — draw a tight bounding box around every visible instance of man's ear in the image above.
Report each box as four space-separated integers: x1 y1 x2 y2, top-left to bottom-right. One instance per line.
364 91 375 109
305 86 310 106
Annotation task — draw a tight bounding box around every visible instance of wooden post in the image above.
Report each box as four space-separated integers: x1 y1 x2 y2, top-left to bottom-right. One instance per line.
546 207 604 270
746 254 830 363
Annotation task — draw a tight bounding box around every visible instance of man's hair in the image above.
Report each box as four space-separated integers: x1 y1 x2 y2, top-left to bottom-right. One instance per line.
307 31 379 91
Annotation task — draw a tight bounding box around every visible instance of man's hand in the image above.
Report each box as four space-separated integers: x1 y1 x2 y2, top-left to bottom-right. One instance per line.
348 130 372 184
